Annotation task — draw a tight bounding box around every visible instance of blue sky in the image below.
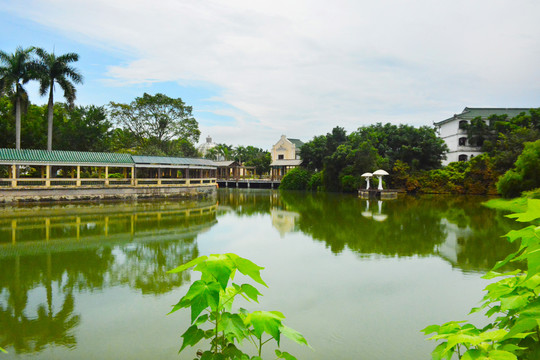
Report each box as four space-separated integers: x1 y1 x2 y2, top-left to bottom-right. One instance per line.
1 0 539 149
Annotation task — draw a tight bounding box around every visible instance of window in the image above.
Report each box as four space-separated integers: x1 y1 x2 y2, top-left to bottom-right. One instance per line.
458 154 468 162
278 154 284 160
458 137 467 146
459 120 468 130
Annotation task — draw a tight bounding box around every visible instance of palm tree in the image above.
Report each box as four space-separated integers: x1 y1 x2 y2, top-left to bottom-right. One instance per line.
35 48 83 151
0 46 36 149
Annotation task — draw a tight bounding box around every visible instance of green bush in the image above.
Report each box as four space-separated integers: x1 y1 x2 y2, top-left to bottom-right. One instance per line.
307 171 323 191
340 174 359 193
497 140 540 198
279 168 310 190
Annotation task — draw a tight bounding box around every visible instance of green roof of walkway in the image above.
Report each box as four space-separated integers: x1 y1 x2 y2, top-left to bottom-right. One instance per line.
0 148 218 168
132 155 216 167
0 148 134 165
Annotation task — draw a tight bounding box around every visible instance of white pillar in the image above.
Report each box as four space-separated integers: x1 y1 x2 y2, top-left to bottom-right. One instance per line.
377 176 383 190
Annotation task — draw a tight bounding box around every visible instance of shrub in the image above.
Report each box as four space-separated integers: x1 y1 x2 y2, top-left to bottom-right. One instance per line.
279 168 310 190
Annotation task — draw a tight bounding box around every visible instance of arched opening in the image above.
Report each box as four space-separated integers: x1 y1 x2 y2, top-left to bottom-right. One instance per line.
458 154 468 162
459 120 468 129
458 137 467 146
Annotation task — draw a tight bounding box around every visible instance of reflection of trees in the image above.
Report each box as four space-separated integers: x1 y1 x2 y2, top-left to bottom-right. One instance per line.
0 200 218 354
0 292 79 354
110 237 198 295
279 192 519 271
280 192 447 256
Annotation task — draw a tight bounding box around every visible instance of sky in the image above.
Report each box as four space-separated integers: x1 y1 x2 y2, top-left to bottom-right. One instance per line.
1 0 539 150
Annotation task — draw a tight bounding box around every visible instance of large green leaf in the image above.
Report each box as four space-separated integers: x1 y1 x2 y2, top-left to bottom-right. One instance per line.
220 312 248 342
500 295 530 311
230 255 267 287
197 254 235 290
240 284 262 303
431 342 454 360
168 296 191 315
506 199 540 223
183 280 221 322
503 318 538 339
275 349 297 360
280 325 309 346
246 311 284 344
179 325 205 352
168 255 208 273
462 349 517 360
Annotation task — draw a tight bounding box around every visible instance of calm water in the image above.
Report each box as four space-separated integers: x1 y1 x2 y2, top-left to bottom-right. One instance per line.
0 190 519 359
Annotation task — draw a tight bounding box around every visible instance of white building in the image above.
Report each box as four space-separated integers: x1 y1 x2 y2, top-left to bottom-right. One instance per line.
197 135 217 158
434 107 530 165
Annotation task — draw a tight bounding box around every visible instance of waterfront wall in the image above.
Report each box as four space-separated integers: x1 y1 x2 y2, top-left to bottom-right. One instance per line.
0 184 217 203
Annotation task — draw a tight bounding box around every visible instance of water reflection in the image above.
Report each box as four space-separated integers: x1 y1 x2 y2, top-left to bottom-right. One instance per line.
0 200 217 354
0 191 521 357
218 190 518 272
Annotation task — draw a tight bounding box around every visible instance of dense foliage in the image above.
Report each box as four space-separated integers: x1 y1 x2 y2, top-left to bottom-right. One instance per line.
497 140 540 198
168 253 309 359
279 168 311 190
422 197 540 360
298 124 447 192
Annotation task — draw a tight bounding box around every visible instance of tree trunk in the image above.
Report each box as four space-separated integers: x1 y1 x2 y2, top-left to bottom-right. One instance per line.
47 86 54 151
15 97 21 149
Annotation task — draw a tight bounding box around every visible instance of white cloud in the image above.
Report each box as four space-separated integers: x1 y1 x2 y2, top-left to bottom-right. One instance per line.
4 0 540 147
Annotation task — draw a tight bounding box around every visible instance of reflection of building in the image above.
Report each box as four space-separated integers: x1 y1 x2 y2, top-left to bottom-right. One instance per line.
0 200 218 250
434 107 530 165
270 135 304 180
271 209 299 237
434 219 472 266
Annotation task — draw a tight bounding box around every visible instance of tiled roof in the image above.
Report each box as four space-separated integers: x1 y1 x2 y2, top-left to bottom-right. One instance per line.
0 148 133 165
287 138 304 148
132 155 216 167
435 107 531 126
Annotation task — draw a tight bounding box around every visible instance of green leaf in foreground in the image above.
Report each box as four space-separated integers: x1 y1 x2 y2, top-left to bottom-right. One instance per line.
167 255 208 273
169 254 308 358
180 325 205 352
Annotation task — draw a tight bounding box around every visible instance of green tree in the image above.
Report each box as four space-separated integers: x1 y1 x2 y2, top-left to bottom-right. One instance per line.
109 93 200 155
0 46 37 149
497 140 540 198
34 48 83 151
54 105 112 152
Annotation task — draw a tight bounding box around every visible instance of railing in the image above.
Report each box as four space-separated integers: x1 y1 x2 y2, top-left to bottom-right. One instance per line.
0 178 217 188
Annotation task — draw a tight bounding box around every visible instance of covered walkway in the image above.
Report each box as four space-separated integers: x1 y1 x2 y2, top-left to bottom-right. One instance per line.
0 149 217 188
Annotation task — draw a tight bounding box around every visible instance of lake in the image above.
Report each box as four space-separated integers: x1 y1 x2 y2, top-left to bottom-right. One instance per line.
0 189 518 359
